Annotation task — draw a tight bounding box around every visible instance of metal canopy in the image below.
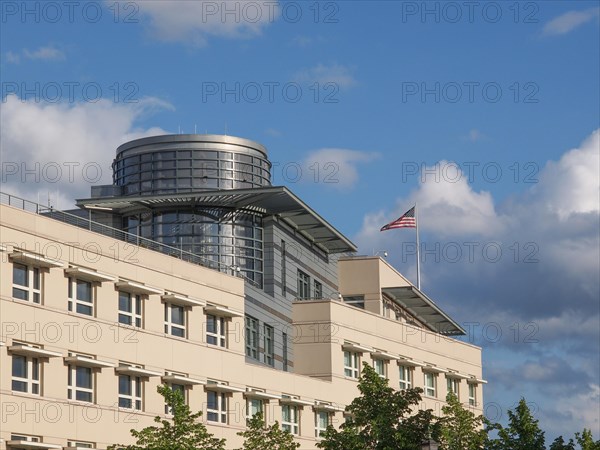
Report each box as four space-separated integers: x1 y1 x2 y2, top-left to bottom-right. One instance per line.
381 286 465 336
76 186 357 253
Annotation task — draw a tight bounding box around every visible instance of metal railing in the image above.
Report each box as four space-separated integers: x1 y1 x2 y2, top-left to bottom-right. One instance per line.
0 191 258 286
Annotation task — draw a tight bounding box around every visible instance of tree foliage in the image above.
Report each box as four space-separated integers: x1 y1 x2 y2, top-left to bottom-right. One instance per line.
238 412 300 450
437 392 488 450
316 363 437 450
108 384 226 450
549 436 576 450
487 398 545 450
576 429 600 450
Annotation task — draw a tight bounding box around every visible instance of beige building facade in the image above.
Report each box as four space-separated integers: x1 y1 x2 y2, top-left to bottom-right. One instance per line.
0 199 484 449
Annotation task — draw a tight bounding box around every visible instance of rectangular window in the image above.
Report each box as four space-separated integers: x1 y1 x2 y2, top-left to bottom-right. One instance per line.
206 314 226 347
282 332 288 372
281 240 286 296
344 351 359 379
297 270 310 299
315 411 330 437
424 372 436 397
373 359 386 378
314 280 323 299
207 390 227 423
165 382 186 414
68 278 94 316
10 434 40 443
164 303 186 337
342 295 365 309
68 442 94 448
68 363 94 403
399 365 412 390
264 324 274 366
245 316 259 360
282 404 299 435
447 377 460 397
469 383 477 406
119 374 142 410
12 263 41 303
12 354 40 395
247 398 263 421
118 291 142 327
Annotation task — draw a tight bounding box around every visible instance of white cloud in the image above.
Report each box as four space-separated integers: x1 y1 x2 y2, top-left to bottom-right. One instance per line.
5 46 66 64
294 63 357 89
462 129 485 142
543 7 599 36
136 0 278 46
300 148 379 190
0 95 170 209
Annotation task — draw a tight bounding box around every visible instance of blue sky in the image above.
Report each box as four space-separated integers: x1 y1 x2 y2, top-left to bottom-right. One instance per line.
1 0 599 441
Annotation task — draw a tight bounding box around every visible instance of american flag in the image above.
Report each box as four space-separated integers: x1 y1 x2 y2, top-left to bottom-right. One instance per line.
380 206 416 231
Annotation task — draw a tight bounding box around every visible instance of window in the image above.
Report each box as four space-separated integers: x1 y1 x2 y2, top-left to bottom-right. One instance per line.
165 382 186 414
12 263 41 303
469 383 477 406
164 303 186 337
68 278 94 316
206 314 226 347
314 280 323 299
281 240 286 296
12 354 40 395
399 365 412 390
68 441 94 448
344 351 359 378
424 372 436 397
282 332 288 372
282 404 299 435
315 411 330 437
247 398 263 421
68 362 94 403
119 291 142 327
10 434 40 443
245 315 259 359
447 377 459 396
207 390 227 423
373 359 386 378
297 270 310 299
119 374 142 410
264 324 274 366
342 295 365 309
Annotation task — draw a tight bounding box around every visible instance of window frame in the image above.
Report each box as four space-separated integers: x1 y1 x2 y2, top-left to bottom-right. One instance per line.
264 323 274 366
424 372 437 398
315 410 331 438
447 377 460 397
207 390 228 424
68 277 95 316
12 263 41 303
314 280 323 299
343 351 360 379
399 365 413 390
165 381 187 415
468 383 477 406
245 315 259 360
11 353 40 395
206 314 226 347
164 302 186 338
372 358 386 378
282 404 299 435
118 291 143 328
67 361 94 403
297 269 310 299
119 373 143 410
246 397 264 422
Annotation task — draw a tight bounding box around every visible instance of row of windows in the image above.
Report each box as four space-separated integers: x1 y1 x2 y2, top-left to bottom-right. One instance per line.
297 269 323 300
343 350 479 406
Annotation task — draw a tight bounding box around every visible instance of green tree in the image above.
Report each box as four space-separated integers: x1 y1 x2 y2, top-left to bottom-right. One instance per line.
575 429 600 450
316 363 437 450
489 398 545 450
238 412 300 450
549 436 576 450
109 384 226 450
438 392 488 450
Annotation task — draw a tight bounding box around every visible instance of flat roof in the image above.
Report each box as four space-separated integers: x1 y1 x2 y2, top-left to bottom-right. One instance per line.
382 285 466 336
76 186 357 254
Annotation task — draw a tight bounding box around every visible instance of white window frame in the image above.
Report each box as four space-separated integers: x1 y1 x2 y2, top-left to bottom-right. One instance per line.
399 365 412 390
68 360 94 403
315 410 330 438
468 383 477 406
68 441 95 448
344 351 360 379
68 277 94 316
164 303 186 338
246 397 264 421
12 263 41 303
10 434 41 442
264 324 274 366
206 390 228 424
282 404 299 435
11 353 40 395
165 381 187 415
118 291 142 328
119 373 142 410
447 377 460 396
206 314 226 347
373 358 386 378
245 315 259 359
424 372 436 398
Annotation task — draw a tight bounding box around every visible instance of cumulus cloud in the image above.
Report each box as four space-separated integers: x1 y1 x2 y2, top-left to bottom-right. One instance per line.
137 0 278 46
294 63 358 89
300 148 379 190
543 7 599 36
0 95 170 209
5 46 66 64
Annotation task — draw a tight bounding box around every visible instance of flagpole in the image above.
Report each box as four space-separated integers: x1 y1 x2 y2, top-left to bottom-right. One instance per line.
415 202 421 290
